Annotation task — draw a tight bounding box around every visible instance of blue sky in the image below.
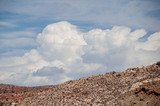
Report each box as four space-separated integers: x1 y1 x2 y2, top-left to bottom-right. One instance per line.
0 0 160 86
1 0 160 30
0 0 160 57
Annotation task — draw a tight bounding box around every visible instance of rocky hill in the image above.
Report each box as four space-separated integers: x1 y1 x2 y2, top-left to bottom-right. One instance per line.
0 84 51 106
0 63 160 106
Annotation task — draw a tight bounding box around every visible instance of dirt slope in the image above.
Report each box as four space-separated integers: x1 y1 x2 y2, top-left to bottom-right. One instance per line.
1 63 160 106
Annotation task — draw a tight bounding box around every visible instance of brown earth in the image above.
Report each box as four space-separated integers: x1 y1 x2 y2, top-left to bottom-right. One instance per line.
0 62 160 106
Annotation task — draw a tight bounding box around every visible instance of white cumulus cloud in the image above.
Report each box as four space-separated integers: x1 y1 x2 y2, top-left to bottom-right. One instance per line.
0 21 159 86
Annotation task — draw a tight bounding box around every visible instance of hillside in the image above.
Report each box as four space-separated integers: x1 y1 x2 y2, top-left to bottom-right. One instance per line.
0 62 160 106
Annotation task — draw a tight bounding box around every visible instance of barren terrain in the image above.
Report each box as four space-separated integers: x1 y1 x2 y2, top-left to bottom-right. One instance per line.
0 62 160 106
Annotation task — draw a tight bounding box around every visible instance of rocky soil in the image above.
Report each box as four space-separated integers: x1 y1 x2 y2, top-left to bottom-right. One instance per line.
0 84 51 106
0 63 160 106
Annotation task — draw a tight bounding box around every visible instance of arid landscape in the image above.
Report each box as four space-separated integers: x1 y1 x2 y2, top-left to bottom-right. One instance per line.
0 62 160 106
1 0 160 106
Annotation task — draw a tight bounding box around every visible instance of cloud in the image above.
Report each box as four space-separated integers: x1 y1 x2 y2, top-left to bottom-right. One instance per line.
0 21 17 28
0 29 38 57
0 30 37 39
0 37 37 49
135 32 160 51
0 21 159 86
1 0 160 31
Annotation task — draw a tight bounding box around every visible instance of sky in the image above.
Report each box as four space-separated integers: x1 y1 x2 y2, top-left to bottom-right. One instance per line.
0 0 160 86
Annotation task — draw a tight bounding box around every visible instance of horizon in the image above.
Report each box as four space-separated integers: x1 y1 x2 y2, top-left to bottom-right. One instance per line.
0 0 160 86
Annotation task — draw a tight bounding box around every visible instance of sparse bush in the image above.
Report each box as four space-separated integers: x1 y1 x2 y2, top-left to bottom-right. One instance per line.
156 61 160 66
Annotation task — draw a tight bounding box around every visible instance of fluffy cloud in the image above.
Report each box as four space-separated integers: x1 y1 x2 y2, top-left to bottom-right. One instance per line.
0 21 160 86
135 32 160 51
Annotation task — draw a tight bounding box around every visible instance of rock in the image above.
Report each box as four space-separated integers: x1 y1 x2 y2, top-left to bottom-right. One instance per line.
156 61 160 66
0 63 160 106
